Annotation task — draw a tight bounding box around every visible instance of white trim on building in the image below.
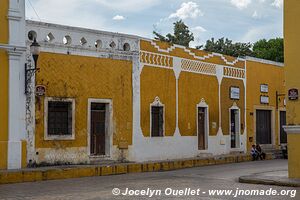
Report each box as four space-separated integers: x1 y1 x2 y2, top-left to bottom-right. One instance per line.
196 98 210 151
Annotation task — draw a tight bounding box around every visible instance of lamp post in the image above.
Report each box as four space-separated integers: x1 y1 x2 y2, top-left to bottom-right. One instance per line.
25 38 40 94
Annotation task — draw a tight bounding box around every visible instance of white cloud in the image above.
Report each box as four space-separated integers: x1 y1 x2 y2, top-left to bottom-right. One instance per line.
252 11 261 19
192 26 207 33
271 0 283 8
230 0 252 10
113 15 125 20
169 2 203 20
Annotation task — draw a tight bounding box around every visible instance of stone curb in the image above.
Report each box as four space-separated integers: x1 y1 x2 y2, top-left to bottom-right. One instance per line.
0 154 273 185
239 175 300 187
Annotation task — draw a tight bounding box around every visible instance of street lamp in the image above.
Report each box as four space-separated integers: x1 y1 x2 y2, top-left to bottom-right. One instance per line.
25 38 40 94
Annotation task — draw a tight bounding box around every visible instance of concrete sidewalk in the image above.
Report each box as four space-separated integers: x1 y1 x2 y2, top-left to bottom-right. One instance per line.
0 153 273 185
239 170 300 187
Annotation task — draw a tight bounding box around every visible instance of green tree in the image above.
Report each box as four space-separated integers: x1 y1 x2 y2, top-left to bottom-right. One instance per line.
153 20 194 47
252 38 284 62
197 37 253 57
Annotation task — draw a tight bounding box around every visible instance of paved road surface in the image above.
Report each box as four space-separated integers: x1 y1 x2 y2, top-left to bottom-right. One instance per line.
0 160 298 200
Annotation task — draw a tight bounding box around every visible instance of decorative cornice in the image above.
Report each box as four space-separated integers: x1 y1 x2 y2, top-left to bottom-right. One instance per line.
39 45 138 61
283 126 300 134
7 8 22 21
147 40 245 66
0 44 26 54
246 56 284 67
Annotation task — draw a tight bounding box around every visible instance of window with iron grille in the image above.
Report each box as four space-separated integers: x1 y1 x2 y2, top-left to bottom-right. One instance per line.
48 101 72 136
151 106 164 137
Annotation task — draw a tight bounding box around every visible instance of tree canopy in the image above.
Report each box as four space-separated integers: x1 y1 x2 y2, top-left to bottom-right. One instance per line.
196 37 253 58
153 20 194 47
252 38 284 62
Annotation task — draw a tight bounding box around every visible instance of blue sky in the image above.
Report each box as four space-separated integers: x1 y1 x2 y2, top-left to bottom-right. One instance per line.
25 0 283 47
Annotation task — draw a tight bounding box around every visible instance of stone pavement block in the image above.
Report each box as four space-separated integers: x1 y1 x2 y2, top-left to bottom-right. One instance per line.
161 162 170 171
128 164 142 173
23 171 43 182
0 172 23 184
182 160 193 168
173 161 183 169
101 166 115 176
194 159 209 167
115 165 128 174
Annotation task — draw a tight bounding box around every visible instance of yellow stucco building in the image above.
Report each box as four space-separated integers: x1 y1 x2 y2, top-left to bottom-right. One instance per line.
21 19 286 165
284 0 300 179
0 0 287 169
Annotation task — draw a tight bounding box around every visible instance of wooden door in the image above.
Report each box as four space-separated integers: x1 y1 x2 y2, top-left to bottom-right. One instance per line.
198 107 205 150
256 110 272 144
280 111 287 144
90 103 106 156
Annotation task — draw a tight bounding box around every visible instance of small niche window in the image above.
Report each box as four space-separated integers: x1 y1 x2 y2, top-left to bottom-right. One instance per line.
45 98 75 140
123 43 130 51
150 97 164 137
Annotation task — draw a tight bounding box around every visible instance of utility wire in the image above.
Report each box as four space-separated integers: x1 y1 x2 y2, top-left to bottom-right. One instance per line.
26 0 42 21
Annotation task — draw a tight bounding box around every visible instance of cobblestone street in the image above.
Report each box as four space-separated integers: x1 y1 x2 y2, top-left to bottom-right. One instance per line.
0 160 298 200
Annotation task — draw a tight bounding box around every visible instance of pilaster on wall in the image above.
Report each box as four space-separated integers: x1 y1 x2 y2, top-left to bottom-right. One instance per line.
7 0 26 169
173 57 181 136
216 66 223 134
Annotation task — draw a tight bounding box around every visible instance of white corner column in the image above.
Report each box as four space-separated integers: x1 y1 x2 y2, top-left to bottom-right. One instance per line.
7 0 26 169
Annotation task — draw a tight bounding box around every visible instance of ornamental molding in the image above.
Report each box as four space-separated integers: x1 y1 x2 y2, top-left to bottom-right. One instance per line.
25 20 140 58
230 102 240 110
147 40 245 66
151 96 164 107
140 51 172 68
283 126 300 134
7 8 22 21
197 98 209 108
140 50 246 81
0 44 26 58
181 59 216 76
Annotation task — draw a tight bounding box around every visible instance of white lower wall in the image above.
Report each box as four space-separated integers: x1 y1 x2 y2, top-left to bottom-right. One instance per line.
7 141 22 169
128 129 247 162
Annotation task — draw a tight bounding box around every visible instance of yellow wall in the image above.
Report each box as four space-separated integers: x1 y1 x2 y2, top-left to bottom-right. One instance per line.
35 53 133 149
285 0 300 125
284 0 300 178
0 0 9 169
0 0 9 44
178 72 219 136
246 61 285 150
287 134 300 178
140 66 176 136
221 78 245 135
